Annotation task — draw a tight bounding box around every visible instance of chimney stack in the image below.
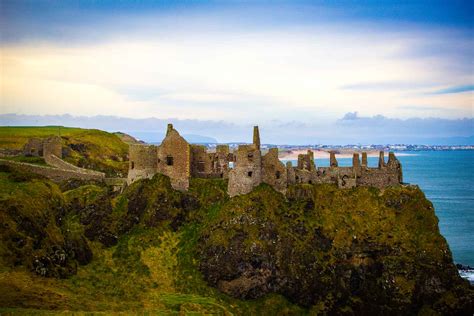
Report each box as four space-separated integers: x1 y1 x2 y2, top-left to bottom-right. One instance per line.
253 126 260 150
166 123 173 136
378 151 385 169
361 152 368 167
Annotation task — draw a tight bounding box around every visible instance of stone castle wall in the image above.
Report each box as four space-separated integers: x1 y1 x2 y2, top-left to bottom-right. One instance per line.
0 159 105 182
127 124 404 196
156 125 191 191
261 148 287 194
43 136 62 158
227 144 262 197
128 144 158 184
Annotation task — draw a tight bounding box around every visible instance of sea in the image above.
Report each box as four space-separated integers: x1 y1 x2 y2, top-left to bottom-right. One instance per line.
286 150 474 283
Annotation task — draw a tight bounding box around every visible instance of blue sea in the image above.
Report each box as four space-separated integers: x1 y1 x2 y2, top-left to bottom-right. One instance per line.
286 150 474 282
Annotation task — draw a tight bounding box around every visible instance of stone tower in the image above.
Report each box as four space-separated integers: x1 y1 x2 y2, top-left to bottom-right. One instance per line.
253 126 260 150
227 126 263 197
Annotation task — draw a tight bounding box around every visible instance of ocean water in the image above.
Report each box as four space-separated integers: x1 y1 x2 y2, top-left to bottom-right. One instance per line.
285 150 474 268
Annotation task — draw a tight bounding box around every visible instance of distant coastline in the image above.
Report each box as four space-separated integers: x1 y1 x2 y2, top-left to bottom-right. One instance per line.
278 149 417 161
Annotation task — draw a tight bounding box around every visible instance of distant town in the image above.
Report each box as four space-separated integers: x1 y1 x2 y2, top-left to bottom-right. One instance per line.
202 143 474 151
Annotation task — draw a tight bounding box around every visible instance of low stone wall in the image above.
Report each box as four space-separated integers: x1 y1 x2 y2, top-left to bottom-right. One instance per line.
0 159 105 182
45 154 103 176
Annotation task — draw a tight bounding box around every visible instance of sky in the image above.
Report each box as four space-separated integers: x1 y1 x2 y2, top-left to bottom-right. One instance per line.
0 1 473 144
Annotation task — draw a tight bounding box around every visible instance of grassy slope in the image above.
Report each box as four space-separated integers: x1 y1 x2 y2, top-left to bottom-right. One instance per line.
0 171 303 315
0 164 471 314
0 126 129 177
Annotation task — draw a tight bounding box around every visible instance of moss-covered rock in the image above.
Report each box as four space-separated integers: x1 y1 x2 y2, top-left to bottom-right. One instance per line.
0 169 91 278
1 169 471 314
198 183 474 314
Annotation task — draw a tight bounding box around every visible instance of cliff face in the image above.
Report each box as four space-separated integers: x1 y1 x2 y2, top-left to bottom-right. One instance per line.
0 166 472 314
198 184 473 314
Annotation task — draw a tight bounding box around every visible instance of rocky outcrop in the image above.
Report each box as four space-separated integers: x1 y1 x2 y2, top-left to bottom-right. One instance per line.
198 184 474 314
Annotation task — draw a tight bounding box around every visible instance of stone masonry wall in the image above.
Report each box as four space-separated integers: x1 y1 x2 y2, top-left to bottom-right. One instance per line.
228 144 262 197
0 159 105 182
262 148 287 194
125 124 403 195
43 136 62 159
157 125 191 191
23 138 44 157
127 144 158 184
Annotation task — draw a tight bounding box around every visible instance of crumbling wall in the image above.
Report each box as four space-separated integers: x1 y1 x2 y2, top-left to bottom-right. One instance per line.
357 151 402 188
127 144 158 184
157 124 191 191
297 150 315 171
286 161 296 185
23 138 44 157
43 136 62 159
214 145 231 178
191 145 214 178
262 148 287 194
228 144 262 197
0 159 105 182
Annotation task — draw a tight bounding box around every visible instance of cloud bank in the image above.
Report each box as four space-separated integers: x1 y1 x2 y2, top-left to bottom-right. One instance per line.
1 113 472 145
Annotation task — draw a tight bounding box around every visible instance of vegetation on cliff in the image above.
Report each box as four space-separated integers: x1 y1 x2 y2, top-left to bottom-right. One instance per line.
0 126 129 176
0 164 472 314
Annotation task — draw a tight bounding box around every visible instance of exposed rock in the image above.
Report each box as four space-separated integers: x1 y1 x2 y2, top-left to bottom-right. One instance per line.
198 184 474 314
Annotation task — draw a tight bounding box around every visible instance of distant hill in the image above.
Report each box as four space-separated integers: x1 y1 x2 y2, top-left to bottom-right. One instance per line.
113 132 144 144
182 134 218 144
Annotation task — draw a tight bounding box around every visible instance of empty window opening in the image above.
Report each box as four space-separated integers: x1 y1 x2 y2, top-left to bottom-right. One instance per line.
308 180 313 184
275 171 281 179
166 156 174 166
131 161 135 169
247 171 253 177
197 161 205 172
247 152 254 161
220 173 224 178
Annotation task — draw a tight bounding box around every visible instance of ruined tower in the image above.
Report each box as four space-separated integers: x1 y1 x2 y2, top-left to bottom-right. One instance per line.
253 126 260 150
330 151 338 167
227 126 263 197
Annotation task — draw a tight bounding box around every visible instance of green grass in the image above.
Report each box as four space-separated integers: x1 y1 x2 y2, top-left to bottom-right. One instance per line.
0 169 470 315
1 156 47 165
0 126 129 176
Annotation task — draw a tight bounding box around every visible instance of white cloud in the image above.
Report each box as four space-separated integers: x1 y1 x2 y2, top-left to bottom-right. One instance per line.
1 17 472 122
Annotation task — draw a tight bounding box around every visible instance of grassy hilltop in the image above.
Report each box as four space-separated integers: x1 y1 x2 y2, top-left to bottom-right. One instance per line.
0 126 129 177
0 126 472 314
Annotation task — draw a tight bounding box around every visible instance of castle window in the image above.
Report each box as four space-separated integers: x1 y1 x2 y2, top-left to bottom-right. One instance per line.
308 180 313 184
247 153 254 161
131 161 135 169
197 161 205 172
166 156 174 166
247 171 253 177
275 171 281 179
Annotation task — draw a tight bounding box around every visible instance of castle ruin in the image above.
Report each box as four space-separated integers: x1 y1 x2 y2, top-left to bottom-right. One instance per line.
128 124 403 196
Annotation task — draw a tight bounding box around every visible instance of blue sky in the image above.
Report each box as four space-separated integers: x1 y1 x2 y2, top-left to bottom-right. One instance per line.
0 1 473 143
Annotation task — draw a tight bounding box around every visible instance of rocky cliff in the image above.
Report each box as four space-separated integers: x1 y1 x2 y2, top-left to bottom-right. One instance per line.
0 166 472 314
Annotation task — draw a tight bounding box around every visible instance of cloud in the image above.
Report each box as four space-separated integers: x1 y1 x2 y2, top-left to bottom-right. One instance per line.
341 81 435 91
1 113 472 145
337 112 474 143
341 112 359 120
427 85 474 95
0 2 472 124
